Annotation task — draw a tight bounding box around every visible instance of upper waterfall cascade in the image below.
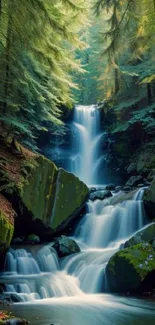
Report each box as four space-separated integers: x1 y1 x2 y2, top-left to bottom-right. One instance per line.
71 105 103 185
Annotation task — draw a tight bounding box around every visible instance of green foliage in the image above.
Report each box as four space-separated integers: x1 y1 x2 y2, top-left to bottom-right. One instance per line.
93 0 155 139
0 0 89 150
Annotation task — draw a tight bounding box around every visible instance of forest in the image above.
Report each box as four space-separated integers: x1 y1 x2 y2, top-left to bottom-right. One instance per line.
0 1 155 325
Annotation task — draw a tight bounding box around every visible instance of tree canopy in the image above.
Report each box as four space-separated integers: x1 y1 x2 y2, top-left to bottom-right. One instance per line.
93 0 155 136
0 0 89 150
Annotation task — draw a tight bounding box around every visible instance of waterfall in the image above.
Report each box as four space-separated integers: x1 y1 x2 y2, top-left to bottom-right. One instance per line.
0 105 153 325
70 105 103 185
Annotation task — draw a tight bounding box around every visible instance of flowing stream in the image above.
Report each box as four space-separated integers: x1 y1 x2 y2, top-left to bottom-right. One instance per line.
1 105 155 324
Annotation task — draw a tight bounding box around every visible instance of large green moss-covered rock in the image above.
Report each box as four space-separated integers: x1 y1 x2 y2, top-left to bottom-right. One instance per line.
19 155 89 234
20 155 58 225
106 243 155 293
51 168 88 230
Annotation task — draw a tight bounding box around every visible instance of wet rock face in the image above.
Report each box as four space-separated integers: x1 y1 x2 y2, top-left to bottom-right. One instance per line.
144 178 155 204
106 243 155 293
53 235 80 257
143 178 155 220
124 223 155 248
127 163 137 175
125 175 145 187
147 170 155 182
89 190 112 201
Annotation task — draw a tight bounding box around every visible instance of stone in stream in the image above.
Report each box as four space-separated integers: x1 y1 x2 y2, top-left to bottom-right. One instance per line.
115 186 123 192
53 235 80 257
106 243 155 293
89 190 112 201
89 187 97 193
105 184 115 191
124 223 155 248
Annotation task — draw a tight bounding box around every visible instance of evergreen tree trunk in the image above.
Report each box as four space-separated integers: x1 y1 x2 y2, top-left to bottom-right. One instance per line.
151 81 155 99
0 0 2 16
114 68 119 95
3 14 11 113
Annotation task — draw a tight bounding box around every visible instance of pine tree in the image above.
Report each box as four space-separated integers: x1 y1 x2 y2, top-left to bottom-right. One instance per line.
0 0 89 150
94 0 155 136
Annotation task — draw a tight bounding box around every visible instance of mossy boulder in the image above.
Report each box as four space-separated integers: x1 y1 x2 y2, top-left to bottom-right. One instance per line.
18 155 89 235
125 223 155 248
19 155 58 226
106 243 155 293
51 168 88 230
53 235 80 257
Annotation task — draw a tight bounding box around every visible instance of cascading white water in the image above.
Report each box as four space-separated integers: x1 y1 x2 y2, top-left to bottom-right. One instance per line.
1 189 147 300
61 188 147 293
0 105 153 325
71 105 103 185
75 189 146 249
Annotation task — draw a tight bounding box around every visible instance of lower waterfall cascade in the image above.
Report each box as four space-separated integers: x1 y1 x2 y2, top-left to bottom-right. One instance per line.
0 188 148 300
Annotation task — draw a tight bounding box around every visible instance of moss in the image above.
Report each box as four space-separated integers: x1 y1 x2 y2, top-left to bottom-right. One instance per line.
106 243 155 292
18 155 89 232
118 243 155 280
0 211 14 247
51 169 89 229
19 155 58 225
